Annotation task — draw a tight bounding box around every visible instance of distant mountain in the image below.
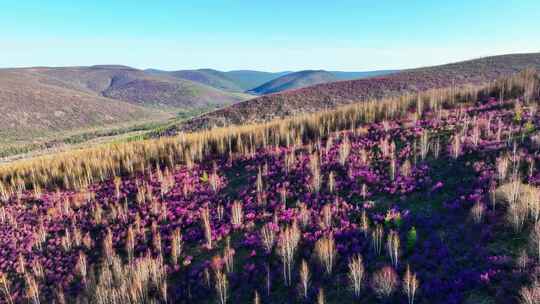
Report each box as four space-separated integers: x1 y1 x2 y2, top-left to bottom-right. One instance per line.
147 69 397 95
249 70 338 95
178 53 540 132
331 70 398 80
146 68 244 92
0 65 253 143
147 69 290 92
36 65 251 109
225 70 291 91
249 70 399 95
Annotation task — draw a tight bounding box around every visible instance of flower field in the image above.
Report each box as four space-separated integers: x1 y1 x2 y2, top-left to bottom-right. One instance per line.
0 70 539 303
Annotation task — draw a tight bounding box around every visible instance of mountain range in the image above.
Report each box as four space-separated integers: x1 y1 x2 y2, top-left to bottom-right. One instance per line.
146 69 290 92
0 65 251 143
5 53 540 150
0 66 396 145
247 70 397 95
145 68 395 94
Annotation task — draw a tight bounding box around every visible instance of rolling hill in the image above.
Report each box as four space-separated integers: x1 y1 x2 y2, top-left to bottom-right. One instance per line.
0 68 167 143
177 52 540 132
146 68 245 92
224 70 291 90
147 68 291 92
0 65 253 145
249 69 399 95
248 70 338 95
33 65 252 109
148 69 397 95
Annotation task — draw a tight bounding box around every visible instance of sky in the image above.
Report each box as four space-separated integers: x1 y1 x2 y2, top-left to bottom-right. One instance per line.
1 0 539 72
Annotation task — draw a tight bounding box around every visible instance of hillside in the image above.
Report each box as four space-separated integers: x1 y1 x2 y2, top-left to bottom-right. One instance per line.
0 68 167 143
0 65 256 146
0 70 538 304
249 70 338 94
179 53 540 131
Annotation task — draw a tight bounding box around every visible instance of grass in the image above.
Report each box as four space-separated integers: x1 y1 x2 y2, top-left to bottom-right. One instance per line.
0 106 221 161
0 120 164 159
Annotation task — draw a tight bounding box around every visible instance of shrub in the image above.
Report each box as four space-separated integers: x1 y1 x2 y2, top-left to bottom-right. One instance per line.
407 227 417 251
386 230 400 267
278 223 301 286
520 281 540 304
372 266 399 299
315 234 337 275
530 221 540 264
470 202 486 224
403 265 419 304
298 259 310 300
372 225 384 256
348 254 365 298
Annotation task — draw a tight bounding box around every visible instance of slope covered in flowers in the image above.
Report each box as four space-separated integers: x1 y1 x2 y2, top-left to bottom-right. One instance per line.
0 72 540 304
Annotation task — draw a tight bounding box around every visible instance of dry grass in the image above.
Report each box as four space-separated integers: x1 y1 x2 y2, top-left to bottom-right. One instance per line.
328 171 336 193
517 249 530 272
171 228 183 266
320 204 332 230
315 234 337 275
88 254 167 304
212 258 229 304
339 135 351 166
260 223 276 254
253 291 261 304
471 201 486 224
24 274 40 304
278 223 301 286
372 225 384 256
496 181 538 232
309 153 321 193
360 210 370 237
231 201 244 228
403 265 419 304
215 272 228 304
386 230 400 267
298 259 310 300
372 266 399 299
347 254 365 298
317 288 325 304
531 221 540 264
0 272 14 304
201 207 213 249
451 134 462 159
223 238 235 274
520 281 540 304
298 202 311 228
76 252 88 283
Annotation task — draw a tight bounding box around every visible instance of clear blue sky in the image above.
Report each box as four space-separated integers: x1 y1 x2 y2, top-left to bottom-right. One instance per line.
1 0 539 71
